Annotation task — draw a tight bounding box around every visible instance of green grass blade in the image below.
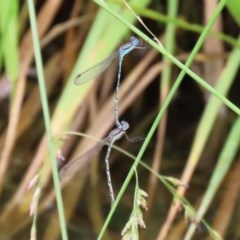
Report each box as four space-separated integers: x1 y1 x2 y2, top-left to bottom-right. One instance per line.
27 1 68 239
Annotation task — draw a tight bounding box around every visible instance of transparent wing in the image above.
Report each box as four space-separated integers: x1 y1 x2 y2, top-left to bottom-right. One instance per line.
59 139 107 178
74 51 118 85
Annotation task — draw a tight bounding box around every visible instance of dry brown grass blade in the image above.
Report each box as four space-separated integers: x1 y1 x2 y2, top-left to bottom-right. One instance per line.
0 52 63 233
0 0 62 196
62 0 86 81
0 59 29 195
206 156 240 239
203 0 224 88
145 33 169 216
202 1 228 185
146 83 168 214
86 91 112 240
18 52 63 140
0 137 47 237
0 0 62 229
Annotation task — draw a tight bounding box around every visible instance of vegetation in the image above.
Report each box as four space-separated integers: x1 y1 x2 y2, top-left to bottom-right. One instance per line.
0 0 240 239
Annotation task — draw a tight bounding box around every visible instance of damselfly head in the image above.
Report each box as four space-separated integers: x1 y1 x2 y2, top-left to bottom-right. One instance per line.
120 121 129 131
